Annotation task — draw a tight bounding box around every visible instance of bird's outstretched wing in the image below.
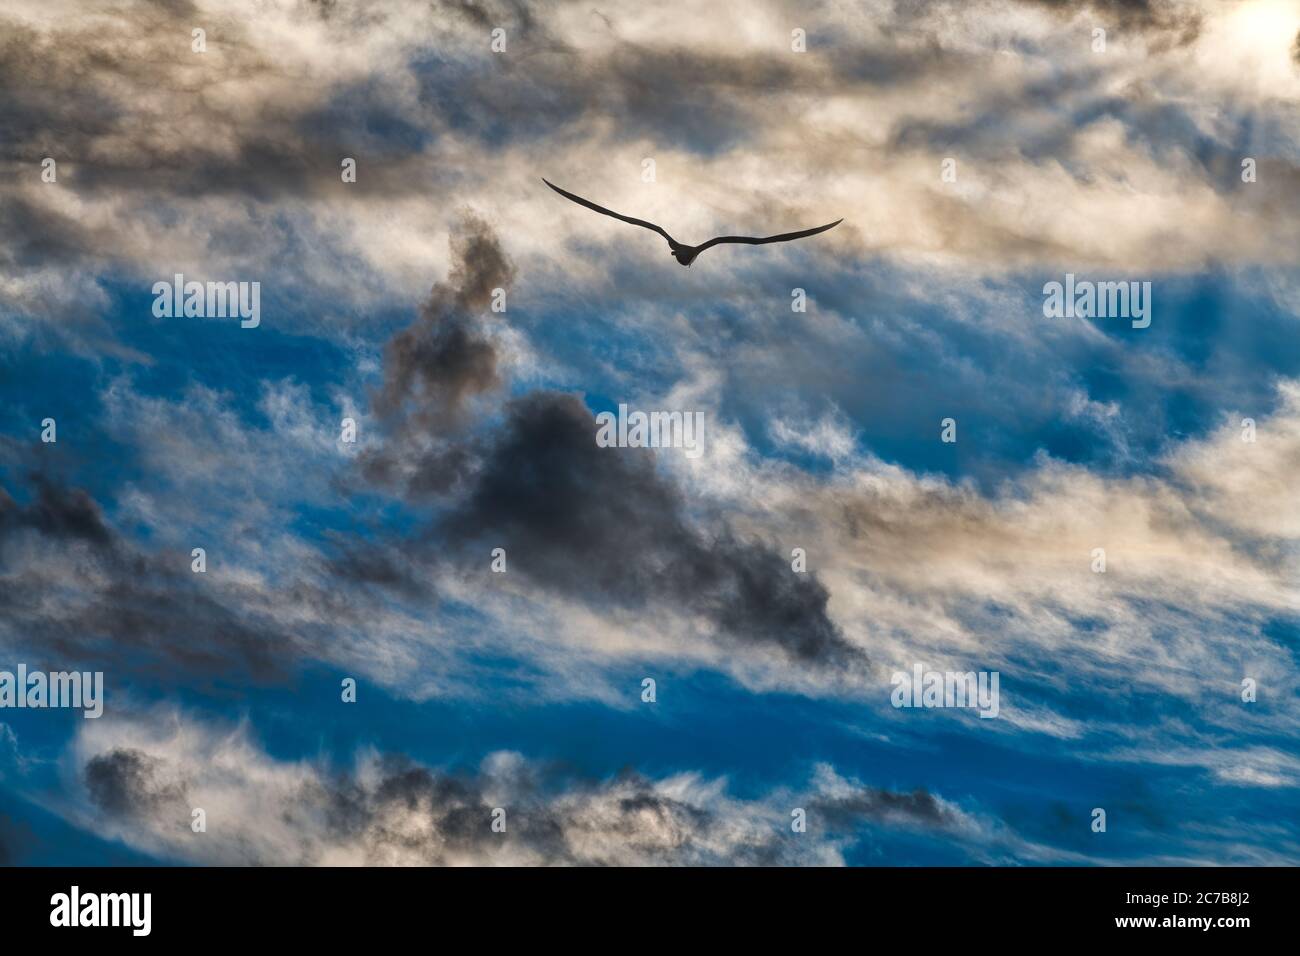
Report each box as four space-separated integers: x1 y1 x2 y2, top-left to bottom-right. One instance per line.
696 218 843 254
543 179 678 247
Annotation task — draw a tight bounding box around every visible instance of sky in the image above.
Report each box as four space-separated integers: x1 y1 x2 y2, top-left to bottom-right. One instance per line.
1 0 1298 866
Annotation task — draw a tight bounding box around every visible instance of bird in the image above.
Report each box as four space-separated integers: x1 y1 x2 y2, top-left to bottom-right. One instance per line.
542 179 842 267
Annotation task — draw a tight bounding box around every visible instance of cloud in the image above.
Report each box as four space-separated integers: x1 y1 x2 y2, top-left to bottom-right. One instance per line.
4 0 1299 356
0 474 113 546
358 215 863 672
0 469 303 680
361 212 515 494
439 391 864 669
2 0 1298 868
374 212 515 425
69 709 1016 865
724 378 1300 742
84 748 189 819
1018 0 1203 45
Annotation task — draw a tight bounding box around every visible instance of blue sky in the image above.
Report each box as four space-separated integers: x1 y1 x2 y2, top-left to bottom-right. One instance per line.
2 0 1299 866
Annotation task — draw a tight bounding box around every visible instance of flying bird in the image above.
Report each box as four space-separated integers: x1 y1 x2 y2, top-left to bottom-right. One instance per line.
543 179 842 267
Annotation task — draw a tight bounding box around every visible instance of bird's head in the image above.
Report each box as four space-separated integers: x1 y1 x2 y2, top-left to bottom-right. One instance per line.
671 247 698 267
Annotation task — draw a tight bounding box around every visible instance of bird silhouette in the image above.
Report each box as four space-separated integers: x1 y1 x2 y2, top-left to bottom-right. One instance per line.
543 179 842 267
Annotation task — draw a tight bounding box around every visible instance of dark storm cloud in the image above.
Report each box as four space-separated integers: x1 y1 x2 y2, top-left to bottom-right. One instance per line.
0 0 455 276
810 786 957 830
360 212 514 495
0 0 988 210
0 197 101 270
320 756 577 864
441 391 863 669
1 0 1280 307
377 303 500 422
362 215 861 670
0 0 547 218
344 202 858 668
0 476 113 546
0 0 961 222
83 738 956 865
0 472 302 680
373 213 516 425
419 43 802 154
84 749 188 819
